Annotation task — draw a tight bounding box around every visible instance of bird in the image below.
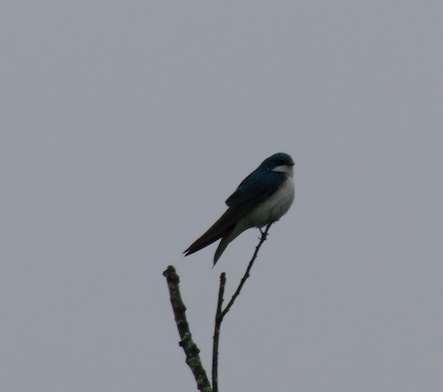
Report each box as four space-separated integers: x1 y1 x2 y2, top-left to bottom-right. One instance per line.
184 152 295 265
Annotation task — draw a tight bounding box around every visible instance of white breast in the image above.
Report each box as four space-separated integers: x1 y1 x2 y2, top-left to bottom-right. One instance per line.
244 176 295 229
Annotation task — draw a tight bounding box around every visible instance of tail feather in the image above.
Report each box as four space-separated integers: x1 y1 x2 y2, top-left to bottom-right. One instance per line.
184 205 246 258
213 234 232 265
183 230 226 257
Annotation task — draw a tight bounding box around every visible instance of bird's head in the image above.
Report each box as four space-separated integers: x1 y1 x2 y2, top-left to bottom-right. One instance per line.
260 152 295 177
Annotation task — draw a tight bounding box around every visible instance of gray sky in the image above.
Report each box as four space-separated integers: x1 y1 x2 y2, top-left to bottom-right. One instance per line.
2 1 443 391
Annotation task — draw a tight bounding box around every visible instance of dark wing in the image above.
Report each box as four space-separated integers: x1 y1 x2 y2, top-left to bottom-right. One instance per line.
183 169 285 257
225 168 285 208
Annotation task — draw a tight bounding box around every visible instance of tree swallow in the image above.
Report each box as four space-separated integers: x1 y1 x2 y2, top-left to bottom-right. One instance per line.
184 152 295 265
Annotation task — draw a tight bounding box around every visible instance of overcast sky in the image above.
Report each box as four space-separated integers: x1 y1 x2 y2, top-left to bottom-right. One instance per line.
1 1 443 391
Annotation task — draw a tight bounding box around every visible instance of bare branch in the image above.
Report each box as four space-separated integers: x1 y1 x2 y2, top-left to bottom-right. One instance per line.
221 223 272 318
212 273 226 392
164 225 272 391
163 265 212 392
210 223 272 390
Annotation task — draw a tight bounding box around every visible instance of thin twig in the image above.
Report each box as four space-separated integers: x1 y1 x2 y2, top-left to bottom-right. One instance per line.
211 223 272 390
163 265 213 392
220 223 272 318
212 273 226 392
